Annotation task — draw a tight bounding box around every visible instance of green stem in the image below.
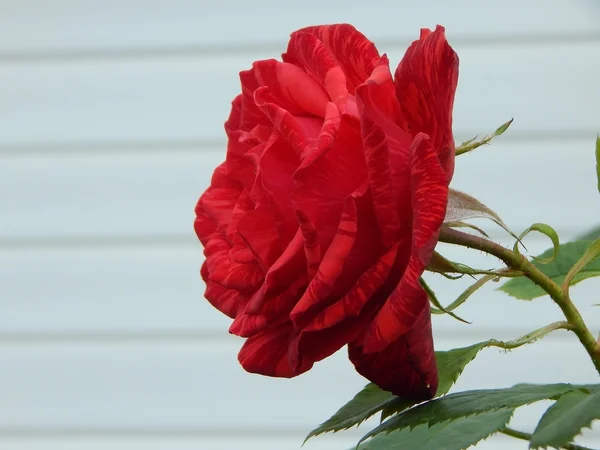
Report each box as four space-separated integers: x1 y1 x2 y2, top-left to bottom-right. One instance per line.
438 227 600 375
485 321 575 350
500 427 594 450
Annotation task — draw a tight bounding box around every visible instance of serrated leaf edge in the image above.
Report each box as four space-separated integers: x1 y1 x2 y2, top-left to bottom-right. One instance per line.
530 390 600 449
358 384 582 445
356 409 515 450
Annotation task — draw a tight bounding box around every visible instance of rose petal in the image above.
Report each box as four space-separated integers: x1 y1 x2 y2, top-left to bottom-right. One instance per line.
237 204 284 270
230 230 307 337
364 133 449 353
297 24 381 92
224 131 260 190
225 95 243 134
201 261 250 319
254 86 310 156
291 182 382 327
348 302 438 400
394 25 459 178
251 59 329 117
356 56 413 246
226 191 256 265
238 324 313 377
294 239 399 332
254 132 301 242
204 232 264 293
295 209 321 281
283 31 349 113
239 69 271 131
291 240 403 370
199 164 243 232
292 113 367 249
226 189 254 239
194 207 216 247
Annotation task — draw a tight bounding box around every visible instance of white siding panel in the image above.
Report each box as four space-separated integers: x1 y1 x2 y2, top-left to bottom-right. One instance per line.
0 152 209 240
1 243 600 336
0 43 599 146
0 139 597 241
0 338 598 447
0 0 598 55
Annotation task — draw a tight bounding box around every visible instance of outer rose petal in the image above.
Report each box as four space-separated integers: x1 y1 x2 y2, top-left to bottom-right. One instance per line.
364 134 449 353
229 230 307 337
348 302 437 400
356 56 413 246
296 24 381 92
201 262 250 319
239 69 271 131
394 25 459 178
199 163 242 231
238 324 313 377
194 207 216 246
225 95 243 135
290 182 384 327
224 129 261 190
291 240 403 370
204 232 264 293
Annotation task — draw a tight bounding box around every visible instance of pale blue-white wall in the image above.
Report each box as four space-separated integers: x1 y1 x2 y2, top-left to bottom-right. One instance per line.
0 1 599 449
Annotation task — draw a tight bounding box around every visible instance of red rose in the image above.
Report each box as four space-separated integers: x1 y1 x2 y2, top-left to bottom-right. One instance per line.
195 24 458 400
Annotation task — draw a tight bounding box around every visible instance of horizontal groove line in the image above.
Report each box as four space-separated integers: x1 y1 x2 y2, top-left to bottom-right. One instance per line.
0 139 223 157
0 235 196 250
0 328 577 346
0 230 584 250
1 32 599 64
0 428 353 440
0 131 594 158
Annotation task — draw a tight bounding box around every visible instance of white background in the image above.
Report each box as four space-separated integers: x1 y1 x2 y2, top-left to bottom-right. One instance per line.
0 1 599 449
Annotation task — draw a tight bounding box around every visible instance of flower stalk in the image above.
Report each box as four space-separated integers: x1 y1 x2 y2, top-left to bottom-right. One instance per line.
438 226 600 375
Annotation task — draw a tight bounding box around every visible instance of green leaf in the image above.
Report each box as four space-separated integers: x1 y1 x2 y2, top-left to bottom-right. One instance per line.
531 388 600 449
514 223 560 264
563 238 600 292
500 240 600 300
308 342 494 441
357 408 514 450
359 383 580 444
380 342 492 420
379 398 415 423
304 383 394 441
435 343 490 397
494 118 514 135
459 136 478 147
596 134 600 193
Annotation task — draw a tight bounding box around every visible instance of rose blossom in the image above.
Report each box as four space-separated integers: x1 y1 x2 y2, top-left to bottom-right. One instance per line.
195 24 458 400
